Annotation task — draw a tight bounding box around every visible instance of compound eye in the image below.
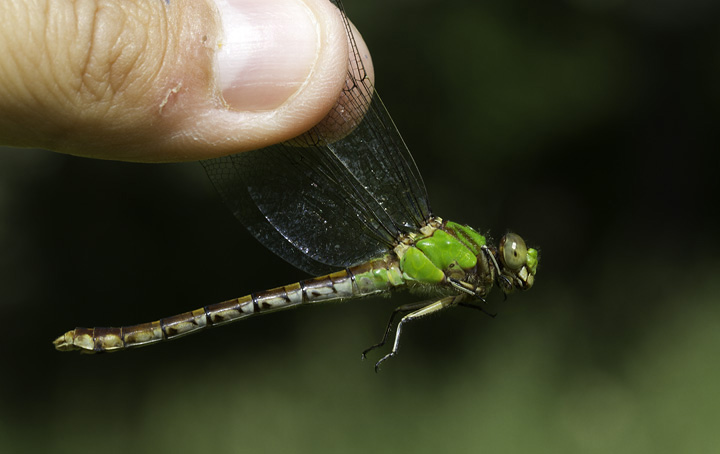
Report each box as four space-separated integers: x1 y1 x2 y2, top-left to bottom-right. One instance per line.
500 233 527 270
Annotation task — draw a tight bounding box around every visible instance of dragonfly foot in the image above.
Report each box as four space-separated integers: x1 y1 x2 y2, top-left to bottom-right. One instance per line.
374 352 395 373
361 343 384 360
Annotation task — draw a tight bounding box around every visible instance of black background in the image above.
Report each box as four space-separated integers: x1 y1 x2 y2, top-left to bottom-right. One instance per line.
1 0 719 452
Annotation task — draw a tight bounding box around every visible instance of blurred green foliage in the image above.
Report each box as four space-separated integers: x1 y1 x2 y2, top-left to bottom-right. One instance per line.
1 0 719 453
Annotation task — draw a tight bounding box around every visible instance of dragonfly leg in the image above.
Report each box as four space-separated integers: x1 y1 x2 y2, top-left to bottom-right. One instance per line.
362 301 431 360
374 295 460 372
458 301 497 318
448 278 478 297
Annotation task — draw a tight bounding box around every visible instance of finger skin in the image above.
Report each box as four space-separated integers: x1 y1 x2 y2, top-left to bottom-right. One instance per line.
0 0 357 162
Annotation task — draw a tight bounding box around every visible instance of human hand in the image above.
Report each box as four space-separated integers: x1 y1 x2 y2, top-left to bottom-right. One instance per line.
0 0 372 162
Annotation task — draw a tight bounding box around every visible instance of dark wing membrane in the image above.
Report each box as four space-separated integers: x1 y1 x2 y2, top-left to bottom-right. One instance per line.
201 0 431 275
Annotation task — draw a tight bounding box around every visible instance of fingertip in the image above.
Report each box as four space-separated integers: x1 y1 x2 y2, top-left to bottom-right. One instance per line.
20 0 371 162
172 0 351 161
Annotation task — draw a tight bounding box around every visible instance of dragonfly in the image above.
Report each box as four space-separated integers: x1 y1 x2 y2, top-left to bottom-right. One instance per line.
53 0 538 370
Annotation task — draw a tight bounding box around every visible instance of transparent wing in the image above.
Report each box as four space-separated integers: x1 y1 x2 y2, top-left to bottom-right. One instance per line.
201 0 431 275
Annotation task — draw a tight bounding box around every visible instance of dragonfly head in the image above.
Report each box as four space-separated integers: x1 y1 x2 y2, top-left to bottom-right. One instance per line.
492 233 538 293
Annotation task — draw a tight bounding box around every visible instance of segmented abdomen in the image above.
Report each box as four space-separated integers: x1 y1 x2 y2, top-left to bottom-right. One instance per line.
53 257 404 353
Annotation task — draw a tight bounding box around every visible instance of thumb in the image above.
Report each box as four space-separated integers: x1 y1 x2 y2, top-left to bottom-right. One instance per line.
0 0 360 162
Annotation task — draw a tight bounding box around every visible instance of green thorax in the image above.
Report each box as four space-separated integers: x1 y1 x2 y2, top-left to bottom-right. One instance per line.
395 218 493 290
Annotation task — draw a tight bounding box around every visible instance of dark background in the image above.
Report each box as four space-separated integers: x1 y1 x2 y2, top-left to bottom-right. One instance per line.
1 0 719 452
